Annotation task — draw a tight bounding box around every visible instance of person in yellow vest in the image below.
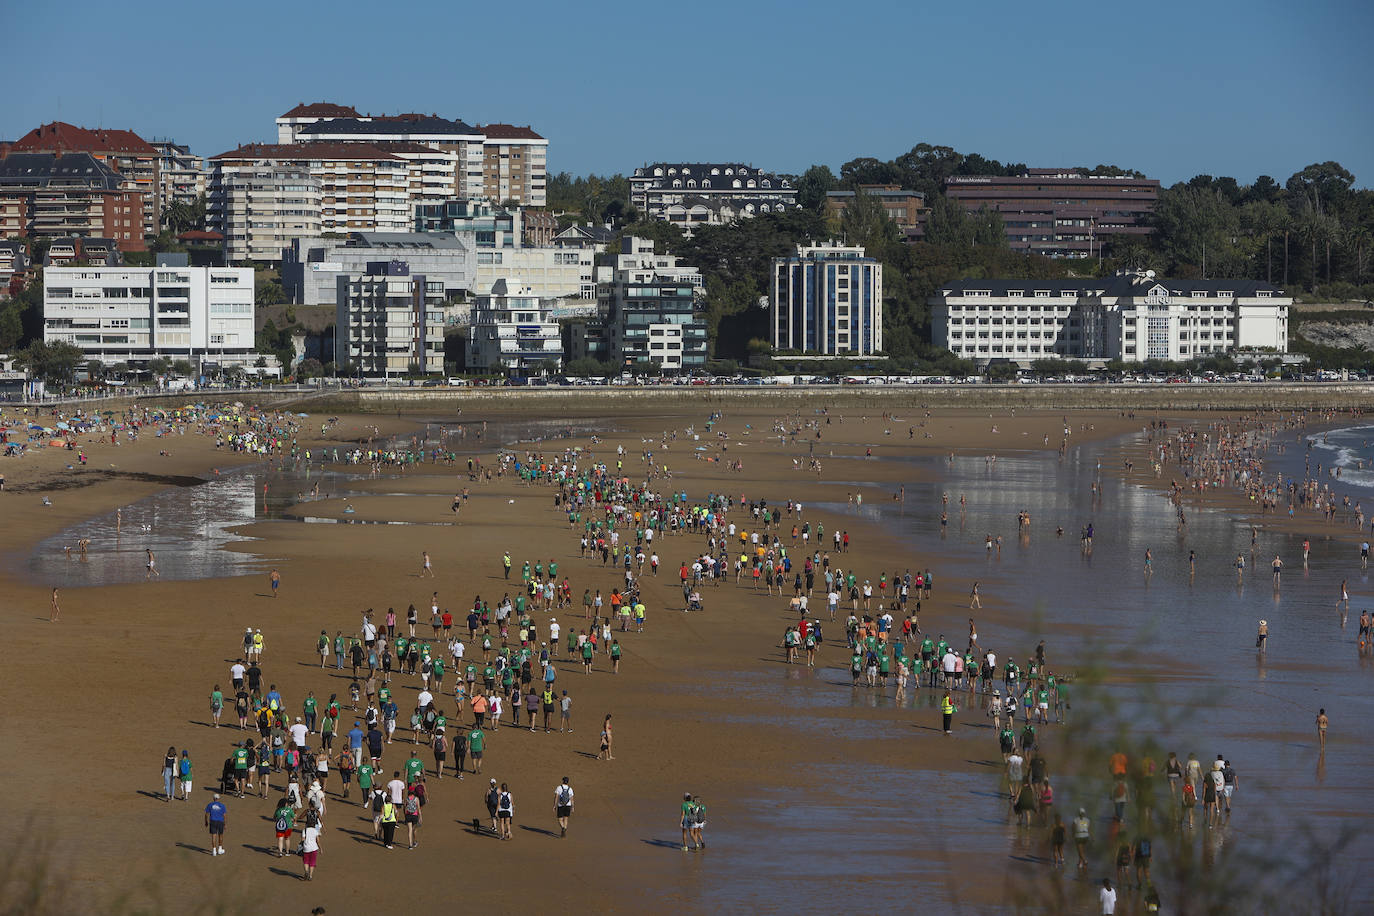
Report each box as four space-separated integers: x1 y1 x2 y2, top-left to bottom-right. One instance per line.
380 797 398 849
942 690 956 735
253 629 265 661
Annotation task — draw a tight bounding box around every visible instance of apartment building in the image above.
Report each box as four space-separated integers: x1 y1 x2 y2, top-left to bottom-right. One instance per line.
291 113 486 201
929 270 1289 366
0 240 29 298
150 140 207 217
945 170 1160 258
477 124 547 207
334 260 446 378
276 102 363 143
8 122 160 241
210 143 417 262
629 163 797 229
597 239 707 372
207 157 321 263
0 152 147 251
45 237 122 267
771 242 883 355
282 232 474 306
475 247 594 300
43 259 257 367
467 278 562 372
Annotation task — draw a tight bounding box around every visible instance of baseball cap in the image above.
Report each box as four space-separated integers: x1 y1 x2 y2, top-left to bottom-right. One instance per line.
490 778 497 785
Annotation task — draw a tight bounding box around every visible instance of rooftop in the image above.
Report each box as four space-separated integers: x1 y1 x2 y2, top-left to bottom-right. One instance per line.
11 121 157 157
479 124 545 141
297 115 481 138
280 102 362 119
211 142 404 161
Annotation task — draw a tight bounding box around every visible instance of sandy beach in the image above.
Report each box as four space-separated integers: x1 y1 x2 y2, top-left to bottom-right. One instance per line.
4 397 1371 914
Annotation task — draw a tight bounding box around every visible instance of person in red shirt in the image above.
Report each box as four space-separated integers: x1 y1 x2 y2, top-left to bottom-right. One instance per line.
441 611 453 637
680 564 689 584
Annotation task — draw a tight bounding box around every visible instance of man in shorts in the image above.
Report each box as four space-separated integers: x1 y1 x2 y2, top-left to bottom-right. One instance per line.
555 776 574 837
204 793 227 856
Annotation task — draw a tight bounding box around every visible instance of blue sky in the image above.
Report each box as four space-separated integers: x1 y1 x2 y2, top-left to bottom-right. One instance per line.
5 0 1371 188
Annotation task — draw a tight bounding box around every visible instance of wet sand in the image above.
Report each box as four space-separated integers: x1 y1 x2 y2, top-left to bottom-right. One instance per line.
5 401 1370 913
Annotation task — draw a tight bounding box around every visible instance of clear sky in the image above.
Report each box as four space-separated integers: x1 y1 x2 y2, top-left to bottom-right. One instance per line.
5 0 1371 188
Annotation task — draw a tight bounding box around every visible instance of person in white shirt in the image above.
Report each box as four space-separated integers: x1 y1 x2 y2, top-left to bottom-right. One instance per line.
449 639 465 663
300 823 321 880
290 718 308 749
416 689 434 711
1005 752 1025 800
230 661 246 688
554 777 574 837
387 774 406 804
549 619 561 653
1099 878 1117 914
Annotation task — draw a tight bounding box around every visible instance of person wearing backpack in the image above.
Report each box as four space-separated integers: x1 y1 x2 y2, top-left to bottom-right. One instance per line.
432 730 448 779
177 750 193 800
404 786 423 849
273 797 296 857
554 777 574 837
485 779 501 834
370 786 387 839
496 783 514 840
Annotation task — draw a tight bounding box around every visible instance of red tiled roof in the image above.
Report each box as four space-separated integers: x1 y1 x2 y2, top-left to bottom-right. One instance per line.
479 124 544 140
210 142 405 161
281 102 361 119
11 121 157 156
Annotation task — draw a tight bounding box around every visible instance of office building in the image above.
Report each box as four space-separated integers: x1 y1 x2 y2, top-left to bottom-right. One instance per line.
0 152 148 251
945 170 1160 259
467 279 562 373
43 259 257 367
282 232 474 306
597 239 707 371
629 163 796 229
8 122 160 241
335 260 446 377
771 242 883 355
930 270 1290 366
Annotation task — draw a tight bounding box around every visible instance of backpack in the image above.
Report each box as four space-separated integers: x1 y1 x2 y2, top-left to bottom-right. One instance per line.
305 809 320 828
275 814 290 832
372 792 384 813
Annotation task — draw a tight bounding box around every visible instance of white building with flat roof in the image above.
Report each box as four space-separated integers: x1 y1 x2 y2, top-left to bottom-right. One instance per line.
771 242 883 355
283 232 475 306
930 270 1290 366
467 279 562 373
43 261 257 368
474 247 595 300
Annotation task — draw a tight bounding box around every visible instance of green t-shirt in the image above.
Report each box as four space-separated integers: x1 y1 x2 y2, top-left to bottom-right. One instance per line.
581 643 593 660
432 659 444 676
483 666 495 682
210 690 223 709
378 687 391 704
274 806 295 830
469 729 484 752
357 764 375 789
233 747 249 770
611 644 621 658
303 696 317 714
405 757 424 781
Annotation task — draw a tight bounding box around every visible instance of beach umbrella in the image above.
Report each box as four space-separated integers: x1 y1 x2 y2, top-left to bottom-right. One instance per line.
57 422 71 430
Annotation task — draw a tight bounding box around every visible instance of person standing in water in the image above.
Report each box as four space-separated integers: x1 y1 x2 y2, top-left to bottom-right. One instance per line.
1316 709 1328 749
1256 620 1268 652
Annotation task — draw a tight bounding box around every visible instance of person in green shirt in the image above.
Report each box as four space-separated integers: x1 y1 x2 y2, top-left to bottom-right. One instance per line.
232 742 250 797
273 799 296 856
356 761 375 801
210 686 224 728
568 629 578 655
681 793 697 851
303 691 318 733
850 652 862 686
378 685 391 706
404 750 425 784
483 665 496 691
468 727 485 774
610 639 622 674
581 639 594 674
432 658 445 690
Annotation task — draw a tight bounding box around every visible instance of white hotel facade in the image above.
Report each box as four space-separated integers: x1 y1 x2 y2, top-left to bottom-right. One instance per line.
44 263 258 368
930 270 1289 366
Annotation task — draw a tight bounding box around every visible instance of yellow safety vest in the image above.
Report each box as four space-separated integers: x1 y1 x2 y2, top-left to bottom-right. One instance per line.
382 801 397 823
942 698 954 715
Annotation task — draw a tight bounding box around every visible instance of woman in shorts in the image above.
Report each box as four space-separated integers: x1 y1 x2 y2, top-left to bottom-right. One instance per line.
257 738 272 798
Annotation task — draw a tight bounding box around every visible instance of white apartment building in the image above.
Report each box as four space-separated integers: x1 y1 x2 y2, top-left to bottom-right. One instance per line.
475 247 594 300
930 270 1290 366
335 261 446 377
771 242 883 355
597 236 704 292
209 144 412 263
150 140 207 218
207 162 321 263
43 260 257 367
467 278 562 372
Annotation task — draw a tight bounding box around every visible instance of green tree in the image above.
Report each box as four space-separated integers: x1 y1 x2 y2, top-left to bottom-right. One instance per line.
17 340 84 384
796 164 837 212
